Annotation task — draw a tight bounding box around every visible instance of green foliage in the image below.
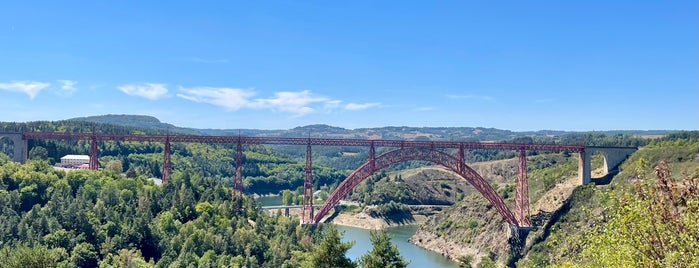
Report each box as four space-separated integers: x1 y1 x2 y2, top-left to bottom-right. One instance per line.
527 154 582 203
348 173 420 205
576 161 699 267
458 255 474 268
105 159 123 174
477 256 497 268
439 182 451 189
306 226 356 268
282 189 293 205
368 201 413 223
28 146 49 161
0 158 336 267
359 229 409 268
71 242 99 267
0 244 65 268
99 249 152 267
530 135 699 265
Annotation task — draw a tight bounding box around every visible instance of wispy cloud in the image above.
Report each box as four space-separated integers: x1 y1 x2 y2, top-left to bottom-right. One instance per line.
181 57 229 64
446 94 494 101
118 83 168 100
344 102 381 111
177 88 379 116
0 81 51 99
324 100 342 109
57 80 77 94
177 87 256 111
255 90 332 116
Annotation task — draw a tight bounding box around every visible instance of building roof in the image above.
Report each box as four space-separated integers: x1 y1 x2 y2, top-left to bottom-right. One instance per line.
61 154 90 160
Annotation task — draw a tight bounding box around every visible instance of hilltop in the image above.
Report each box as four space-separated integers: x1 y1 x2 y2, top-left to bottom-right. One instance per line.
63 114 674 142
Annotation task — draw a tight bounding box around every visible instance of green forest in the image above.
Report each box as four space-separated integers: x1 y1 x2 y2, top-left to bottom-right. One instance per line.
522 132 699 267
0 154 412 267
2 118 697 267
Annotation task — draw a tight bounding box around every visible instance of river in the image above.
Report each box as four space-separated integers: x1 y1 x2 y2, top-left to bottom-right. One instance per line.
338 225 458 268
256 195 458 267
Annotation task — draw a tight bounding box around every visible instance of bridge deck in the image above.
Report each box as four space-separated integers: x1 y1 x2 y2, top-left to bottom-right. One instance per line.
21 132 589 152
261 205 323 209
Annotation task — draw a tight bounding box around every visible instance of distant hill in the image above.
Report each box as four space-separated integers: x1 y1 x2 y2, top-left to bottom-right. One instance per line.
68 114 203 135
65 114 674 143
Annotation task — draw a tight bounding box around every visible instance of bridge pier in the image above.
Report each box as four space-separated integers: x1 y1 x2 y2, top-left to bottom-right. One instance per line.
514 150 532 227
89 135 99 170
0 132 27 163
579 147 637 185
302 142 314 224
234 139 244 195
162 137 172 183
508 224 532 267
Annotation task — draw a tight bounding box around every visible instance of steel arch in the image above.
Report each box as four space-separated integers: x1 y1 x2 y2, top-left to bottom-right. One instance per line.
313 147 519 226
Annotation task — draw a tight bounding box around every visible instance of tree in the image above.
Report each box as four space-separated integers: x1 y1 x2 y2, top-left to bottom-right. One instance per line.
308 226 356 268
106 160 123 174
0 244 62 268
71 242 99 267
28 146 48 161
282 190 293 205
359 229 409 268
458 255 474 268
477 256 497 268
579 161 699 267
125 166 137 178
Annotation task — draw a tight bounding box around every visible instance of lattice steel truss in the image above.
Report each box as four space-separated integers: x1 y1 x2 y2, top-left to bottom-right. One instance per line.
22 131 593 227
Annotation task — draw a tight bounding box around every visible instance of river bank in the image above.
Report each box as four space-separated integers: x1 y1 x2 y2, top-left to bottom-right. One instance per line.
338 225 458 268
330 210 430 230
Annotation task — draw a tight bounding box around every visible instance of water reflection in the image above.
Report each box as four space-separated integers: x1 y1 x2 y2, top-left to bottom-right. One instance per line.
338 225 458 268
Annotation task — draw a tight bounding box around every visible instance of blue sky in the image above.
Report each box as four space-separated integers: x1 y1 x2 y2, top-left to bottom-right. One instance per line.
0 1 696 131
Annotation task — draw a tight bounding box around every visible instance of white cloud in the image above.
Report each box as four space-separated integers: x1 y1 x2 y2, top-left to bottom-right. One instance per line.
324 100 342 109
446 94 494 101
177 88 376 116
344 102 381 111
57 80 77 93
0 81 51 99
254 90 332 116
118 83 168 100
177 87 255 110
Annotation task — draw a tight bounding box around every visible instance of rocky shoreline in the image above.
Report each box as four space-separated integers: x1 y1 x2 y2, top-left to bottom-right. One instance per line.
409 230 482 262
330 211 429 230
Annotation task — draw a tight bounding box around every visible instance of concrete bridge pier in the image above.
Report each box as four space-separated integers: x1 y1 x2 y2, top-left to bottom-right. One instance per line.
0 132 27 163
579 147 637 185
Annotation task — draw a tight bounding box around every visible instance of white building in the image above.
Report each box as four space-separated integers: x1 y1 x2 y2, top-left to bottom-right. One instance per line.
60 155 90 166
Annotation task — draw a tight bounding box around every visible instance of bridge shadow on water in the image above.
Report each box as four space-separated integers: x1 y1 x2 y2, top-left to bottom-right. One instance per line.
322 206 416 225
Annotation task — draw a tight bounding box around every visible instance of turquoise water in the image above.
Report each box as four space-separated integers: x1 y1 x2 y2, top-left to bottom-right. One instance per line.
256 195 283 206
255 195 458 267
338 225 458 268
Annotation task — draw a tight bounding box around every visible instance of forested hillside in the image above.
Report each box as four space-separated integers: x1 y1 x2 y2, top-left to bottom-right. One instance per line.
0 154 413 267
2 117 693 267
0 155 307 267
521 131 699 267
1 121 347 195
401 131 699 267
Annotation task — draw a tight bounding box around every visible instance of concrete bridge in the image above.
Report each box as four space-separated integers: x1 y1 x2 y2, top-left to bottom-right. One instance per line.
261 205 324 217
0 131 636 227
0 132 26 163
579 146 638 184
